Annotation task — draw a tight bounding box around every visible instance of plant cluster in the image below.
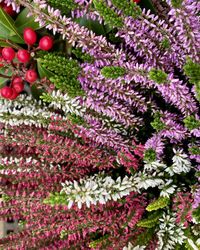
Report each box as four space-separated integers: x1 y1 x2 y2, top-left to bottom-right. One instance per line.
0 0 199 249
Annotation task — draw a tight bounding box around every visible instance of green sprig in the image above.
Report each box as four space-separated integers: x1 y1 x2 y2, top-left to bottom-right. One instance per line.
101 66 126 79
184 115 200 131
151 112 166 132
146 197 170 212
111 0 142 18
144 149 157 163
93 0 123 28
149 69 168 84
171 0 183 8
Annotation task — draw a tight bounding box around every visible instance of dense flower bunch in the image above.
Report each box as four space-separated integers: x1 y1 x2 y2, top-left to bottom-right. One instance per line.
0 0 199 249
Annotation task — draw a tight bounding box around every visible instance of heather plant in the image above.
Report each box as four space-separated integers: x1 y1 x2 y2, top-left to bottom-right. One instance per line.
0 0 199 249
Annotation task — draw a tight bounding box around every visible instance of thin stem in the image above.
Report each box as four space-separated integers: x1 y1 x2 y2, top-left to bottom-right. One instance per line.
0 73 10 79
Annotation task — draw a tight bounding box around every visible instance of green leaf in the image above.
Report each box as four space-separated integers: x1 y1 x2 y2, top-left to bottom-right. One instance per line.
0 40 9 47
15 7 41 33
0 67 12 86
76 17 106 36
37 60 55 78
0 8 24 44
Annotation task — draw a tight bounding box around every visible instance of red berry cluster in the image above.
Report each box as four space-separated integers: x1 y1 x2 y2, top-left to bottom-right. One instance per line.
0 77 24 100
23 28 54 51
0 1 16 17
0 28 54 100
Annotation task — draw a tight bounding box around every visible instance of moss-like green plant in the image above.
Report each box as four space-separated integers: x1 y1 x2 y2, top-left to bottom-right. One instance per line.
38 53 84 97
184 59 200 84
111 0 142 18
93 0 123 28
47 0 78 14
101 66 126 79
171 0 183 8
137 211 163 228
146 196 170 212
144 148 157 163
151 112 166 132
184 115 200 131
149 69 168 84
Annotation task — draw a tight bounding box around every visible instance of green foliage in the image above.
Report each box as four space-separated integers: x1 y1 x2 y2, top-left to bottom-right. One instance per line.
146 197 170 212
1 193 11 202
101 66 126 79
149 69 168 84
134 228 155 247
171 0 183 8
46 0 78 14
37 60 55 78
72 48 94 63
67 114 86 126
160 38 171 49
137 211 162 228
0 8 24 43
151 112 166 132
194 81 200 102
144 148 157 163
192 207 200 223
111 0 142 18
43 192 67 206
50 74 84 97
77 18 106 36
38 53 84 97
183 115 200 131
188 146 200 155
183 59 200 85
38 53 80 76
93 0 123 28
89 234 110 248
15 7 41 33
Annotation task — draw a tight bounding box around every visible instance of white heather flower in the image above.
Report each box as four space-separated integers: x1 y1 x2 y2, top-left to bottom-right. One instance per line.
156 213 186 250
171 148 192 174
123 243 145 250
134 172 164 190
61 173 137 209
143 160 167 172
48 90 86 116
0 95 58 128
159 180 177 198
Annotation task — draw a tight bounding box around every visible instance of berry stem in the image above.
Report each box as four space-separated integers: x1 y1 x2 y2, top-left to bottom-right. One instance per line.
0 73 10 79
0 39 22 50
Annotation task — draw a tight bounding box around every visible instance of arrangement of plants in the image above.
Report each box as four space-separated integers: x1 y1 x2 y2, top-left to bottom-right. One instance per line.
0 0 199 249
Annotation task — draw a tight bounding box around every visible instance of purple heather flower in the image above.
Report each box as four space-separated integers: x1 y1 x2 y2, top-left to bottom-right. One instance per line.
145 133 165 158
167 0 200 62
156 74 198 116
193 187 200 209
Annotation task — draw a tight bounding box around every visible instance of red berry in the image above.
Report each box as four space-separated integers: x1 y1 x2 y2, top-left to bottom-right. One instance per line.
23 28 37 46
9 88 18 100
25 69 38 83
2 47 15 61
0 86 13 99
39 36 53 51
1 3 16 16
12 77 24 93
133 0 140 3
12 76 23 85
17 49 30 63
